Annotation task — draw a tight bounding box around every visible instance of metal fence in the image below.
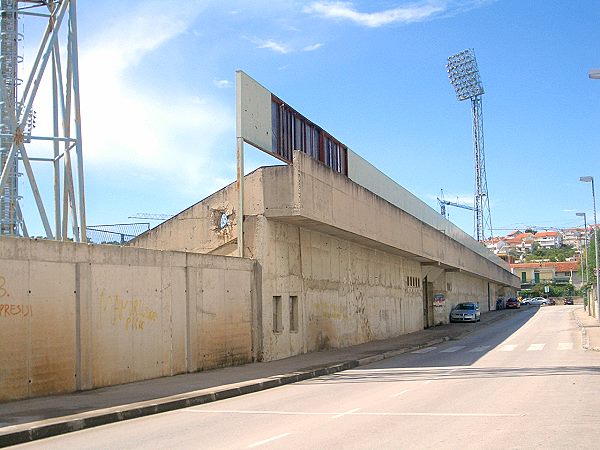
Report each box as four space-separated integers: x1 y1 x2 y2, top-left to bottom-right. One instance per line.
86 223 150 245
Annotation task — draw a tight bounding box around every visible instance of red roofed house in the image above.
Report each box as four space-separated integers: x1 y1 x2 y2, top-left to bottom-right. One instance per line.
510 261 582 288
533 231 562 249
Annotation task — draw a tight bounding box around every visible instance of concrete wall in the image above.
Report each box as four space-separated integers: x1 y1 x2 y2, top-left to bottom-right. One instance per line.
0 237 256 402
131 151 518 361
290 151 518 288
347 150 506 267
246 217 424 360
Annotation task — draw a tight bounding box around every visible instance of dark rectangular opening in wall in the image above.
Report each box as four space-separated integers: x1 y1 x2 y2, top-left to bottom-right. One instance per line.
273 296 282 333
290 295 298 332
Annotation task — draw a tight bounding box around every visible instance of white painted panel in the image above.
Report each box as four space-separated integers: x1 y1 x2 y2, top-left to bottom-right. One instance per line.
236 70 273 152
347 149 507 268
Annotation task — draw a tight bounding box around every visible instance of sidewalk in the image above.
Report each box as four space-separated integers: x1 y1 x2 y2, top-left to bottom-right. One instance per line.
573 306 600 351
0 308 529 447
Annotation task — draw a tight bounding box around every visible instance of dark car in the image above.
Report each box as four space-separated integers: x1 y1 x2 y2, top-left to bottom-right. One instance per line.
564 297 574 305
547 298 556 306
505 298 520 309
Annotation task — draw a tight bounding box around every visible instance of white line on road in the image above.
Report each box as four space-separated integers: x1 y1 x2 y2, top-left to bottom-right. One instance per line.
468 345 491 353
500 344 518 352
332 408 360 419
527 343 545 351
248 433 290 448
188 410 524 418
392 389 410 398
440 346 465 353
411 347 437 354
558 343 573 350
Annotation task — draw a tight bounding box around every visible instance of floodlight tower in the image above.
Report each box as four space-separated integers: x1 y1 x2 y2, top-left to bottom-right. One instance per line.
0 0 85 241
446 49 492 242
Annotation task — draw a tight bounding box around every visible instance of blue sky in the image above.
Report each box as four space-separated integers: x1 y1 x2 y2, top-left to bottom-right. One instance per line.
17 0 600 238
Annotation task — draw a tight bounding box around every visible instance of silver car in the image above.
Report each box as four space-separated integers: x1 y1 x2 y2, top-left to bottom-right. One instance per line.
450 302 481 323
529 297 548 306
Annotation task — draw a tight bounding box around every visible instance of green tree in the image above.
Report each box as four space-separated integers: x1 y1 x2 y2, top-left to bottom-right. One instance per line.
584 235 597 285
524 244 575 262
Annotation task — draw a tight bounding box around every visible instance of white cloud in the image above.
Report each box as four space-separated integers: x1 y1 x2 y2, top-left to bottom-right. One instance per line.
303 1 491 27
252 38 291 54
78 2 233 194
213 79 232 88
303 43 323 52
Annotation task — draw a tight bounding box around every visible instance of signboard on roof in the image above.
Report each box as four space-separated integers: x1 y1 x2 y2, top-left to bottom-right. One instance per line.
236 70 348 175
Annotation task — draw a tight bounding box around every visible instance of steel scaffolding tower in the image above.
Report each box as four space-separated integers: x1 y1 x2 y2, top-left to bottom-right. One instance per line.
446 49 492 242
0 0 85 241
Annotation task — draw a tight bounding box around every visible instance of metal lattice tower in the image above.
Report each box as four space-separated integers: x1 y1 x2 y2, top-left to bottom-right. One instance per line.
0 0 19 235
446 49 492 242
0 0 85 241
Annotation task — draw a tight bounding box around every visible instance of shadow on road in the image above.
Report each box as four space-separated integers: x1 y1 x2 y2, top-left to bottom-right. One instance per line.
301 306 583 385
303 365 600 385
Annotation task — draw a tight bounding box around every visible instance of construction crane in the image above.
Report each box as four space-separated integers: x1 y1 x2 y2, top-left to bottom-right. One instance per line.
128 213 173 221
437 189 474 219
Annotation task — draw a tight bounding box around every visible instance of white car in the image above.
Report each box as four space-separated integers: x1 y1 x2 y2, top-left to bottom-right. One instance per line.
529 297 548 306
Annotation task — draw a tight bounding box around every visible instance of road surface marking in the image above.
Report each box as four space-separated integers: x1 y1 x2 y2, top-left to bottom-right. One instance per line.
358 412 524 417
248 433 290 448
500 345 518 352
332 408 360 419
188 410 324 415
468 345 491 353
440 346 465 353
392 389 410 398
558 343 573 350
411 347 437 354
189 410 524 418
527 344 545 351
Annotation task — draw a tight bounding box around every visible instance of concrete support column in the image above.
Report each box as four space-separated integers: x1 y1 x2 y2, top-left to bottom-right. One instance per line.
185 260 198 373
75 262 92 391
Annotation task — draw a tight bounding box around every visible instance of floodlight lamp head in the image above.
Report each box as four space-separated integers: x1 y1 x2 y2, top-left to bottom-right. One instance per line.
446 48 484 101
580 176 593 183
576 212 586 217
589 69 600 79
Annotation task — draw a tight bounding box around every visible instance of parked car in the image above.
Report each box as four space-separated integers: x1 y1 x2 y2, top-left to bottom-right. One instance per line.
564 297 574 305
547 298 556 306
505 298 520 309
450 302 481 323
521 298 531 305
529 297 548 306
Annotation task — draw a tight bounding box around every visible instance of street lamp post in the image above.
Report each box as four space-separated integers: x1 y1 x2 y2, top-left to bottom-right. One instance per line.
580 176 599 322
576 212 590 314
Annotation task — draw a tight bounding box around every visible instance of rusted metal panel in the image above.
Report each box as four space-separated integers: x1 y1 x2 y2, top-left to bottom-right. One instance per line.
271 95 347 176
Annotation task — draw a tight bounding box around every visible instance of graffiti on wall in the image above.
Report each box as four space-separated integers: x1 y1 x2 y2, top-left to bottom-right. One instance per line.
0 303 33 317
434 293 446 308
100 291 158 331
0 275 32 318
0 275 8 298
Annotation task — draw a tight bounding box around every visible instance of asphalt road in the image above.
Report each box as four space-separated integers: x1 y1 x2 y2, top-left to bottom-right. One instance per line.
15 305 600 449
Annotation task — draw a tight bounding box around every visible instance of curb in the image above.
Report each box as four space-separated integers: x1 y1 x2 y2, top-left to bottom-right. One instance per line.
572 308 600 352
0 310 517 447
0 336 444 447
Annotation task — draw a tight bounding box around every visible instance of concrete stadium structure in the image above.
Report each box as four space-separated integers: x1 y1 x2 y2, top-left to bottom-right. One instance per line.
131 151 519 362
0 71 518 401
